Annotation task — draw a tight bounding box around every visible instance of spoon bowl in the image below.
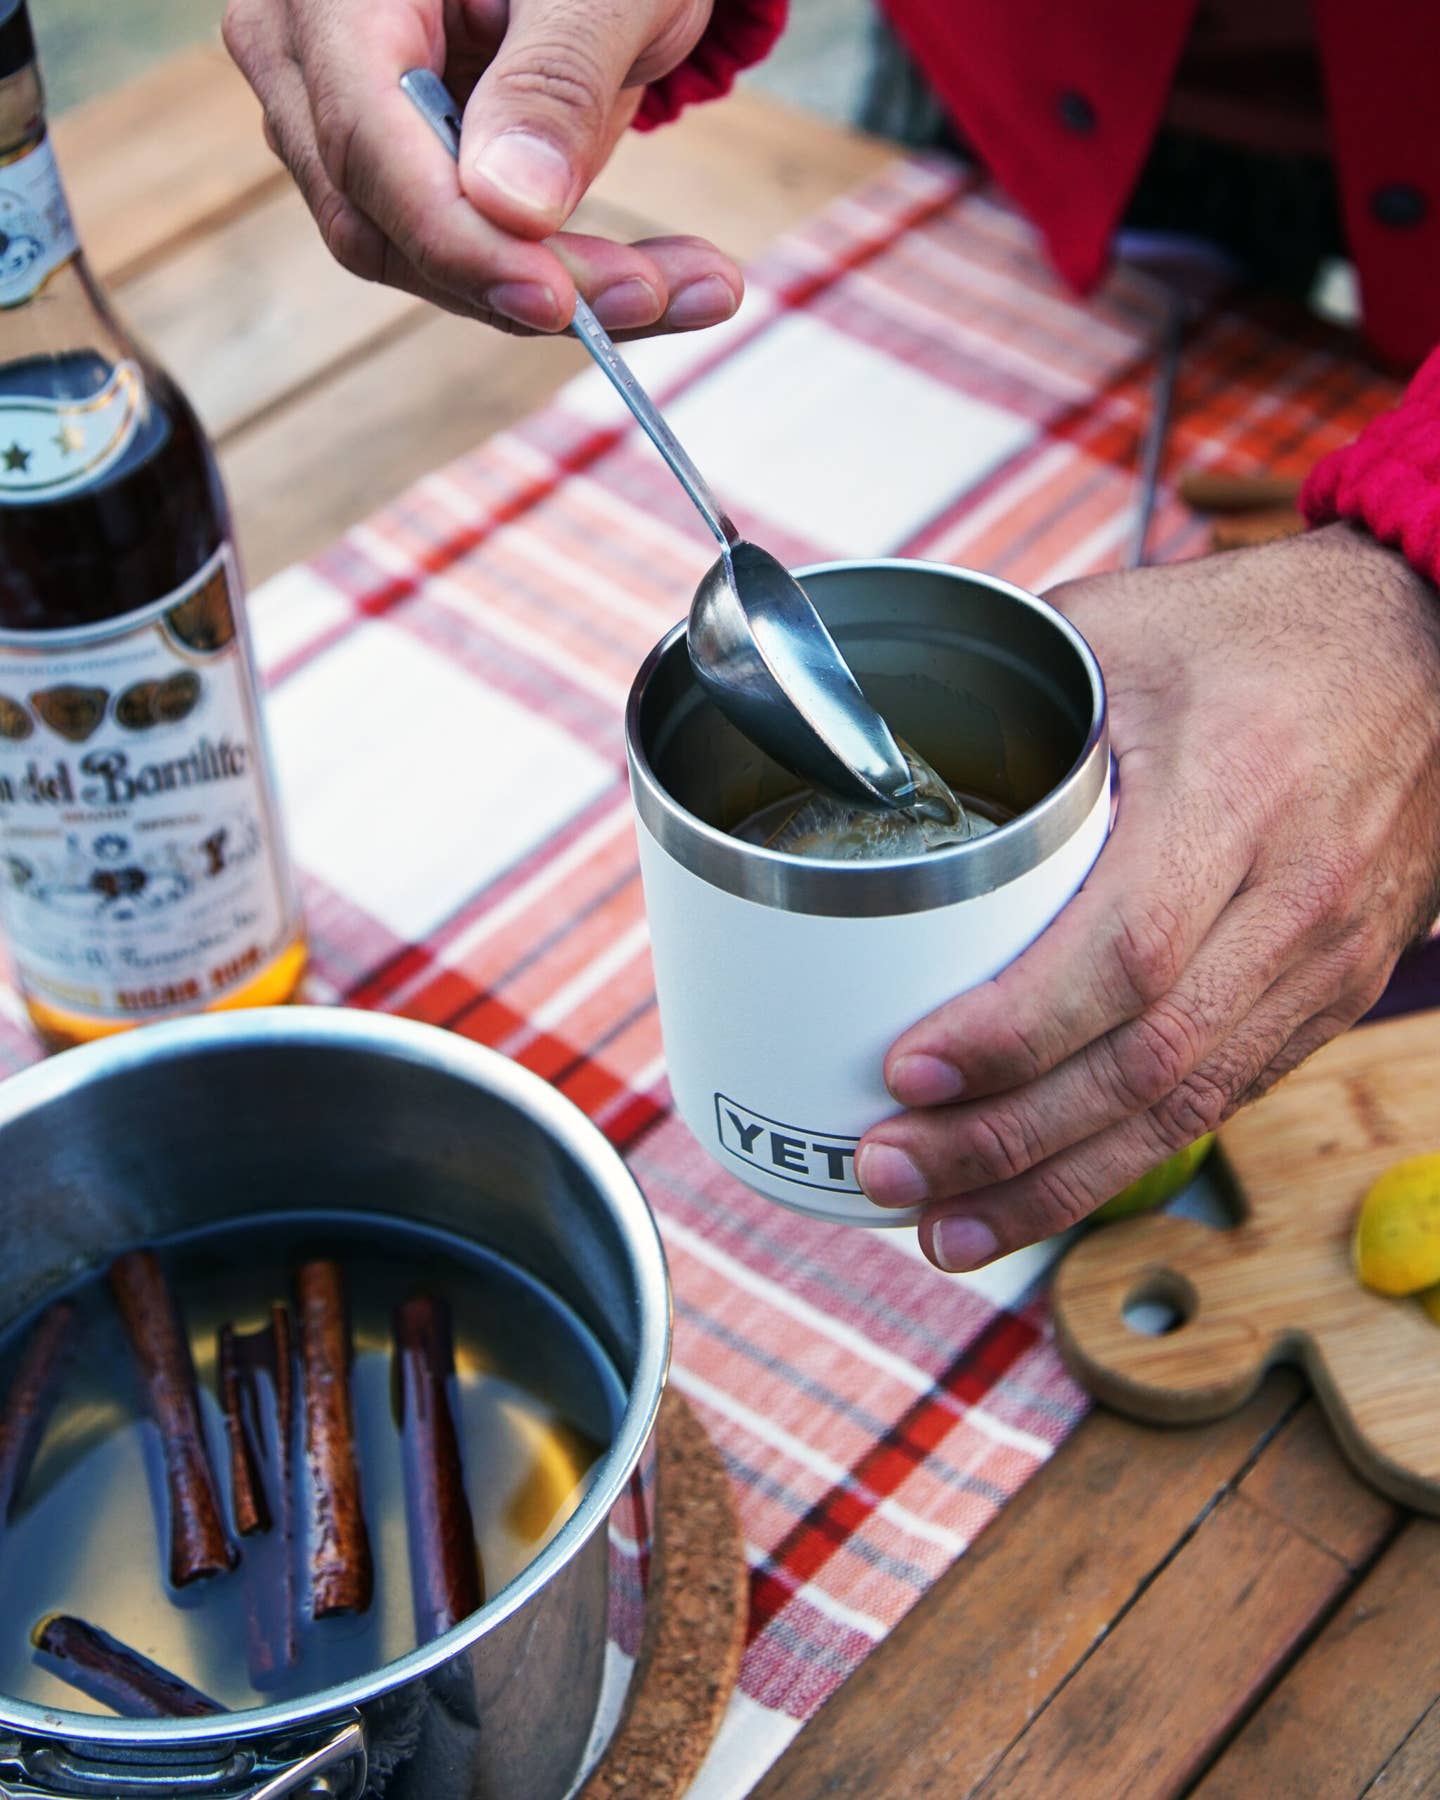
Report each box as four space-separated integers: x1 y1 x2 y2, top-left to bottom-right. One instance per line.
689 543 916 810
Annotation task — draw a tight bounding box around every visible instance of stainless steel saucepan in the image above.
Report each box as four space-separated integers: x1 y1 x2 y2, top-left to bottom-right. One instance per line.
0 1007 670 1799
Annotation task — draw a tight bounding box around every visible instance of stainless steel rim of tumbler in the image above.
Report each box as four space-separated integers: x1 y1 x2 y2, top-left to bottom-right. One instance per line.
627 560 1109 917
0 1006 671 1750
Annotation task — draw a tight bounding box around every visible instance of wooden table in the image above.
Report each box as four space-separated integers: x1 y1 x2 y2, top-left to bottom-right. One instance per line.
59 47 1440 1800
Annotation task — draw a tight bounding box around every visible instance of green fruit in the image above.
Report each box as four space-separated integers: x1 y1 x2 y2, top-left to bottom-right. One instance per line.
1092 1134 1217 1222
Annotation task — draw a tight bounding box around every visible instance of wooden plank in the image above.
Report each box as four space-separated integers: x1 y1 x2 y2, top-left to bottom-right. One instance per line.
1238 1401 1398 1568
752 1375 1305 1800
965 1400 1399 1799
1194 1520 1440 1799
1365 1697 1440 1796
973 1491 1353 1798
221 309 585 583
109 99 868 454
118 185 420 443
592 87 898 262
53 43 283 288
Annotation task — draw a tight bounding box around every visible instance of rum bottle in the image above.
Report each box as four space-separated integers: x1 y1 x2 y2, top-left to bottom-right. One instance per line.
0 2 305 1046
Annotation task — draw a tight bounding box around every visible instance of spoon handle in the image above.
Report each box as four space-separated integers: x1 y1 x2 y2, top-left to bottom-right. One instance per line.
401 69 738 551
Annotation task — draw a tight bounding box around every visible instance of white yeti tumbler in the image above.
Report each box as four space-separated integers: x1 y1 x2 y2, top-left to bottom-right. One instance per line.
626 560 1111 1228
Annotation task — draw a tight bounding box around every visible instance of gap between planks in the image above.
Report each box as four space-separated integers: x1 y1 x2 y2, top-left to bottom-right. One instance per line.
1193 1517 1440 1798
967 1393 1399 1798
753 1379 1410 1800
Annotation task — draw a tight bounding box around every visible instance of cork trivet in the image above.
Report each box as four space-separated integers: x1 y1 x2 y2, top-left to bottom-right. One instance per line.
581 1388 749 1799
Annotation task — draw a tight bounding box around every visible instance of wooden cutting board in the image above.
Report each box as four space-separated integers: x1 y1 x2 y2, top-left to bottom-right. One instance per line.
1053 1010 1440 1514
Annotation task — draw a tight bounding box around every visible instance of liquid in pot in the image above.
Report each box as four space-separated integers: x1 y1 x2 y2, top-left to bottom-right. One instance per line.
0 1211 622 1715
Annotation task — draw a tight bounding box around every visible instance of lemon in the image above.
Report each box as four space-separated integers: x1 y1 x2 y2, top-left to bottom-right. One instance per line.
1352 1154 1440 1296
1092 1134 1217 1222
1422 1285 1440 1327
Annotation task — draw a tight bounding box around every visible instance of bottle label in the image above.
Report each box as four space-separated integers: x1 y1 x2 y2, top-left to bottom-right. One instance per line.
0 546 301 1022
0 132 79 309
0 359 144 504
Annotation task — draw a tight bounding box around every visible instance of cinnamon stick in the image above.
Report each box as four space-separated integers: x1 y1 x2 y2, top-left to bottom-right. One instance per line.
1177 468 1305 513
0 1299 76 1525
219 1304 299 1681
394 1294 484 1641
34 1615 223 1719
219 1324 268 1536
297 1261 372 1617
1208 504 1305 552
108 1250 235 1587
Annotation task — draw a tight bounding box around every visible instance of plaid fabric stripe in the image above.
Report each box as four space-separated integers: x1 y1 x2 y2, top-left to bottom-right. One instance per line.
0 156 1412 1794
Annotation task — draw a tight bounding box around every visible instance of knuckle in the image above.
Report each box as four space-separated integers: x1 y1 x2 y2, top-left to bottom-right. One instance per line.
1110 1002 1204 1110
398 224 444 292
1109 893 1187 1011
494 42 610 121
962 1110 1043 1186
392 216 471 301
1294 847 1368 930
1235 1022 1332 1109
1027 1161 1099 1233
635 9 711 82
1153 1066 1231 1143
316 191 383 282
986 1012 1056 1085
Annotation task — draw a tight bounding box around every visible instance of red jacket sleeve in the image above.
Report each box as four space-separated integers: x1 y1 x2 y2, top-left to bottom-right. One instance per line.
1302 347 1440 587
634 0 790 131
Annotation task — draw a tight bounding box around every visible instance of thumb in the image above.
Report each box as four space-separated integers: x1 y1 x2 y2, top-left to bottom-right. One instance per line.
459 0 648 238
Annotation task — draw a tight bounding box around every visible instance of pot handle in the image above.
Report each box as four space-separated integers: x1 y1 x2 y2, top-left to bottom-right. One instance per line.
0 1719 367 1800
239 1721 366 1800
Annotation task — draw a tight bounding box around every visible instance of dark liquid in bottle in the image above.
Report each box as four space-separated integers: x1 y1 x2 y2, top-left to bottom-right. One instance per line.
0 349 226 631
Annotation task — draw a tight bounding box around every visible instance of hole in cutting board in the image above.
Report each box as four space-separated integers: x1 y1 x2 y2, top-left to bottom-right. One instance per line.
1122 1270 1197 1337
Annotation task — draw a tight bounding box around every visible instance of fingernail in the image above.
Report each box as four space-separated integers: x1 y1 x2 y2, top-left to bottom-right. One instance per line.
473 130 573 218
889 1053 964 1107
592 278 661 332
931 1216 1000 1273
483 280 561 330
664 276 738 330
857 1143 929 1208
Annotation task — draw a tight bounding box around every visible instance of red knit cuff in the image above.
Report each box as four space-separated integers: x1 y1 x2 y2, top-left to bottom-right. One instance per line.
1301 345 1440 587
634 0 790 131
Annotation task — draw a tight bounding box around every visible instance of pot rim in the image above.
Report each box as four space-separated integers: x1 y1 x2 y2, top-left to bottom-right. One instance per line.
626 558 1109 917
0 1006 672 1746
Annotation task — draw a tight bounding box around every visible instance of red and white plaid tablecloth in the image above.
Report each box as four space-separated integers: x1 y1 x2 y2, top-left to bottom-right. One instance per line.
0 155 1411 1794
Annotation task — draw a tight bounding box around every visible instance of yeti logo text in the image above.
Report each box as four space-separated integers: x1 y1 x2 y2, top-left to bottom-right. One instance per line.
714 1095 861 1193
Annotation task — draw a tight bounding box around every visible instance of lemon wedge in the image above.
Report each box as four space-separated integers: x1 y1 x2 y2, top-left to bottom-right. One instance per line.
1352 1154 1440 1295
